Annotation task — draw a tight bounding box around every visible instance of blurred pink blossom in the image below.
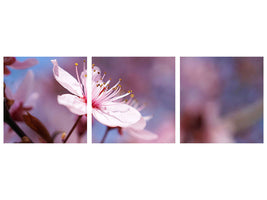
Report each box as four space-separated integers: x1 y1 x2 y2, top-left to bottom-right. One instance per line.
52 59 87 115
6 70 39 121
4 70 39 142
4 57 38 75
92 65 141 128
180 102 233 143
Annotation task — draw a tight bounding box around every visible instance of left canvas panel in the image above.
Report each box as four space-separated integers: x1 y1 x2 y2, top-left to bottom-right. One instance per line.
3 57 87 143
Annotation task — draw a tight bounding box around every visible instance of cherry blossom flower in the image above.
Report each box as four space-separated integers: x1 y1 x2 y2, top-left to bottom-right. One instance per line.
4 70 39 142
4 57 38 75
52 59 87 115
5 70 39 121
92 65 142 128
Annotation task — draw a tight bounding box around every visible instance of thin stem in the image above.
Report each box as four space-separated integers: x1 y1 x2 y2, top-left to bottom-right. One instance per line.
63 115 82 143
4 98 32 143
101 127 112 143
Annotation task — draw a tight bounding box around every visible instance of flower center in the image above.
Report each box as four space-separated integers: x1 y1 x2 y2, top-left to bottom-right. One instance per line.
92 100 100 109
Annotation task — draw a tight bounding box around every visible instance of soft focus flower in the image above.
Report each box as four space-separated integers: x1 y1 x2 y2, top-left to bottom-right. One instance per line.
180 101 234 143
4 57 38 75
5 70 39 121
92 65 141 128
52 59 87 115
4 70 39 142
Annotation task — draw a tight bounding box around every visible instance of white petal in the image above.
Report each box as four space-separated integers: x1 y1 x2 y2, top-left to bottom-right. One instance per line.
58 94 87 115
127 117 146 130
52 59 83 97
92 102 141 127
126 128 158 140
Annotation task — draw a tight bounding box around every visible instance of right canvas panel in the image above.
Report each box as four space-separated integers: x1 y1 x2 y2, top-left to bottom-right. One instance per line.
180 57 263 143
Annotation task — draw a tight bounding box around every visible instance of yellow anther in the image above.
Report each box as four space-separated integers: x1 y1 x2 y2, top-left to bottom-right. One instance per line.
104 72 107 74
109 78 112 80
83 60 86 62
92 64 95 67
130 94 134 98
127 90 131 93
61 132 66 140
118 84 121 88
93 69 96 72
119 78 122 81
75 63 78 66
124 99 128 102
85 74 87 77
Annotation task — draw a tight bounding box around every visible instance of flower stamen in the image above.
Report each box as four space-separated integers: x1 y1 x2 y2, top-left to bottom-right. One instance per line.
75 62 85 97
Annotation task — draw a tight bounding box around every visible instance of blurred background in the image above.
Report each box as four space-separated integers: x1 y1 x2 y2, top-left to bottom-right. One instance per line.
4 57 87 143
180 57 263 143
92 57 175 143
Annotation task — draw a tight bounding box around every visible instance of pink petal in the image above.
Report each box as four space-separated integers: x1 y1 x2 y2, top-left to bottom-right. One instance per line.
24 92 39 108
92 102 141 127
10 58 38 69
126 128 158 140
58 94 87 115
14 70 34 102
51 59 83 97
9 101 21 116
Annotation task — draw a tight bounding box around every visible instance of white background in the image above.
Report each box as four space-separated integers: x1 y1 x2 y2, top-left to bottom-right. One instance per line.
0 0 266 199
